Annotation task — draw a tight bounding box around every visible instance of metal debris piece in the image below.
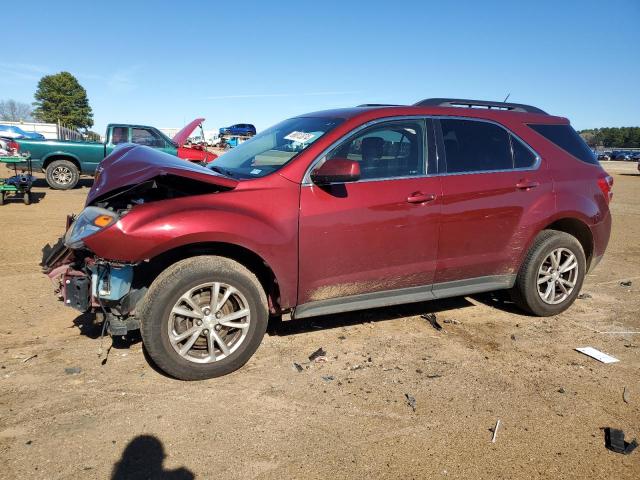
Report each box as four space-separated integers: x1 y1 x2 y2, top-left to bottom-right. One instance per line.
421 313 442 331
604 427 638 455
22 354 37 363
321 375 335 382
491 419 501 443
619 280 633 287
405 393 417 412
577 293 592 299
623 387 630 404
308 347 327 362
292 362 304 372
443 318 461 325
64 367 81 375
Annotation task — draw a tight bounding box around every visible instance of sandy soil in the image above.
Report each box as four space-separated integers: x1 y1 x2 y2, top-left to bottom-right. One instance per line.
0 162 638 479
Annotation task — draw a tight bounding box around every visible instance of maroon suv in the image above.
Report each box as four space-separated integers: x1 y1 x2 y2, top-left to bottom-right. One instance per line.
42 98 613 380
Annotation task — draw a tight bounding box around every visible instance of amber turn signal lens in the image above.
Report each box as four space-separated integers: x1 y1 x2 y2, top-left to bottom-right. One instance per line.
93 215 114 227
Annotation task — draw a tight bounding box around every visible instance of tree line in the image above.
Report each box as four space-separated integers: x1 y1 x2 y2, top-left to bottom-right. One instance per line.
579 127 640 148
1 72 94 131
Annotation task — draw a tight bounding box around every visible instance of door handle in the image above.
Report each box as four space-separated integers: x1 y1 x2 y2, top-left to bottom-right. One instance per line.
515 180 540 190
407 192 436 204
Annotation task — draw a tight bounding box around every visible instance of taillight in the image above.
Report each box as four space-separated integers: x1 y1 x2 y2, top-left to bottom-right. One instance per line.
8 140 19 153
597 175 613 204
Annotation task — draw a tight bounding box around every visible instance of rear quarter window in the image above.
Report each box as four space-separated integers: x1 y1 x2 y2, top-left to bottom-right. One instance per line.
529 124 599 165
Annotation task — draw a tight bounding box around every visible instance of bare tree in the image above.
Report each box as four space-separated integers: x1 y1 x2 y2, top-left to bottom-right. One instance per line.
0 99 33 122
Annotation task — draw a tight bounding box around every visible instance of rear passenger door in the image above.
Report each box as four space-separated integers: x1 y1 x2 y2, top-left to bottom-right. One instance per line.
434 118 552 288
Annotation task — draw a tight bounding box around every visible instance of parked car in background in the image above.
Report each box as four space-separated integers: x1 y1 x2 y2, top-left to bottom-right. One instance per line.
0 124 46 140
219 123 256 137
612 152 632 161
597 153 610 161
42 97 613 380
14 118 217 189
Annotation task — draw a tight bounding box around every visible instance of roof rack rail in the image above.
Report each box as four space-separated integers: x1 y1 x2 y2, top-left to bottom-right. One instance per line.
413 98 547 115
356 103 402 107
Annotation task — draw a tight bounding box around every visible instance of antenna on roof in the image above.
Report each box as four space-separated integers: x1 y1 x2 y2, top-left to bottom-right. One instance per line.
503 93 511 103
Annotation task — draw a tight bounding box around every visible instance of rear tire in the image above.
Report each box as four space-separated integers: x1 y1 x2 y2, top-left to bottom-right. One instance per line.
512 230 586 316
45 160 79 190
138 256 268 380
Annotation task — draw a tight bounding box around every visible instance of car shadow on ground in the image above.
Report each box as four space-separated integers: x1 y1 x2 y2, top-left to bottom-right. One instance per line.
1 191 46 205
111 435 194 480
72 312 141 350
32 178 94 189
470 290 532 316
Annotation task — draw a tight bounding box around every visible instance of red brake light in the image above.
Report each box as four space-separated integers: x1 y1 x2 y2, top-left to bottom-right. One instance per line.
597 175 613 204
8 140 19 153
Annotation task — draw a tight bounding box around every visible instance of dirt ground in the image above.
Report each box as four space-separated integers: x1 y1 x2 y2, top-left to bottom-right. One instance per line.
0 162 638 479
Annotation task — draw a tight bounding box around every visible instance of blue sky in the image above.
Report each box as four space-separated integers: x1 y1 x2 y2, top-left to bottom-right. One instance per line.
4 0 639 133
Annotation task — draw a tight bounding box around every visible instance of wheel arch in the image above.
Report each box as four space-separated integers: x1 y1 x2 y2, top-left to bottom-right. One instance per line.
543 217 594 270
42 153 81 171
142 241 284 314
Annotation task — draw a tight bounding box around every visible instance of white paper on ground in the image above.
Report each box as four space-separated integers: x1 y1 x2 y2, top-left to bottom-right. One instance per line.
575 347 619 363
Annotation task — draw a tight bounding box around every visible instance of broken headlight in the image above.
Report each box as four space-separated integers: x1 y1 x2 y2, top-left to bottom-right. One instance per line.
64 206 118 249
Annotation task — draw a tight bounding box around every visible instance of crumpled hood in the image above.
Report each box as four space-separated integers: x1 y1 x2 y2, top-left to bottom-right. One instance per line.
87 145 237 205
172 118 205 147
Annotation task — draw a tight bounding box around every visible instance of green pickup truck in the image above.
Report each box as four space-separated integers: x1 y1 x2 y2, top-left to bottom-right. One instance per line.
13 118 216 189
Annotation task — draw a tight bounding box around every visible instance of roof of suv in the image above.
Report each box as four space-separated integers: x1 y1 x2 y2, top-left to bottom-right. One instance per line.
300 98 569 125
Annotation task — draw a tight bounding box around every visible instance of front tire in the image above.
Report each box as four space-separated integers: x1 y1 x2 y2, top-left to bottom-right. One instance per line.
512 230 586 316
139 256 268 380
45 160 79 190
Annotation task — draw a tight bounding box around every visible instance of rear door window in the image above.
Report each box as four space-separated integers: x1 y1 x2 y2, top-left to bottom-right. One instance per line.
528 124 598 165
440 119 512 173
511 135 537 168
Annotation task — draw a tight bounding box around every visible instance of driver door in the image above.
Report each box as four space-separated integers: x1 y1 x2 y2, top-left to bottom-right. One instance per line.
297 119 442 310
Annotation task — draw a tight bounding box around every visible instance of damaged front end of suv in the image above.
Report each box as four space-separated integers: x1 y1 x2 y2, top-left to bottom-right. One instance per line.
41 145 238 336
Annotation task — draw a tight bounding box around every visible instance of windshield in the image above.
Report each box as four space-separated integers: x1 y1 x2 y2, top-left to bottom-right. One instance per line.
208 116 344 178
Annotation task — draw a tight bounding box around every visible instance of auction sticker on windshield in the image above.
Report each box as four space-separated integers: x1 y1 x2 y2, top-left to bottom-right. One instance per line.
284 131 315 143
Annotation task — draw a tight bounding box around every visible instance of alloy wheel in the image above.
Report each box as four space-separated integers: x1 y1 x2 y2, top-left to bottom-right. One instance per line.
167 282 250 363
536 247 579 305
52 166 73 185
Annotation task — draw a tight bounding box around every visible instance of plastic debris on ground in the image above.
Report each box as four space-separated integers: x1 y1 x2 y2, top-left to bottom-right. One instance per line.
405 393 417 412
64 367 82 375
491 419 501 443
619 280 633 287
577 293 592 299
421 313 442 331
604 428 638 455
308 347 327 363
292 362 304 372
575 347 619 364
623 386 630 404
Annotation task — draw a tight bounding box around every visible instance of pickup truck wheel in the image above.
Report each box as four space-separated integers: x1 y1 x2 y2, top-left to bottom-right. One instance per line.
138 256 268 380
511 230 586 316
45 160 79 190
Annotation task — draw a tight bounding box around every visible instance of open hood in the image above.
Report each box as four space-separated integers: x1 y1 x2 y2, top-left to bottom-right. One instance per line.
172 117 205 147
87 145 237 205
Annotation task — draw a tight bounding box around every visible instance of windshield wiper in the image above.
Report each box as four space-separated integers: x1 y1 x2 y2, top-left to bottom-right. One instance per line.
210 165 236 178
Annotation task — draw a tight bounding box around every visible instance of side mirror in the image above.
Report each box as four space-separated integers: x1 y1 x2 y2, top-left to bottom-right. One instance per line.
311 158 360 185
